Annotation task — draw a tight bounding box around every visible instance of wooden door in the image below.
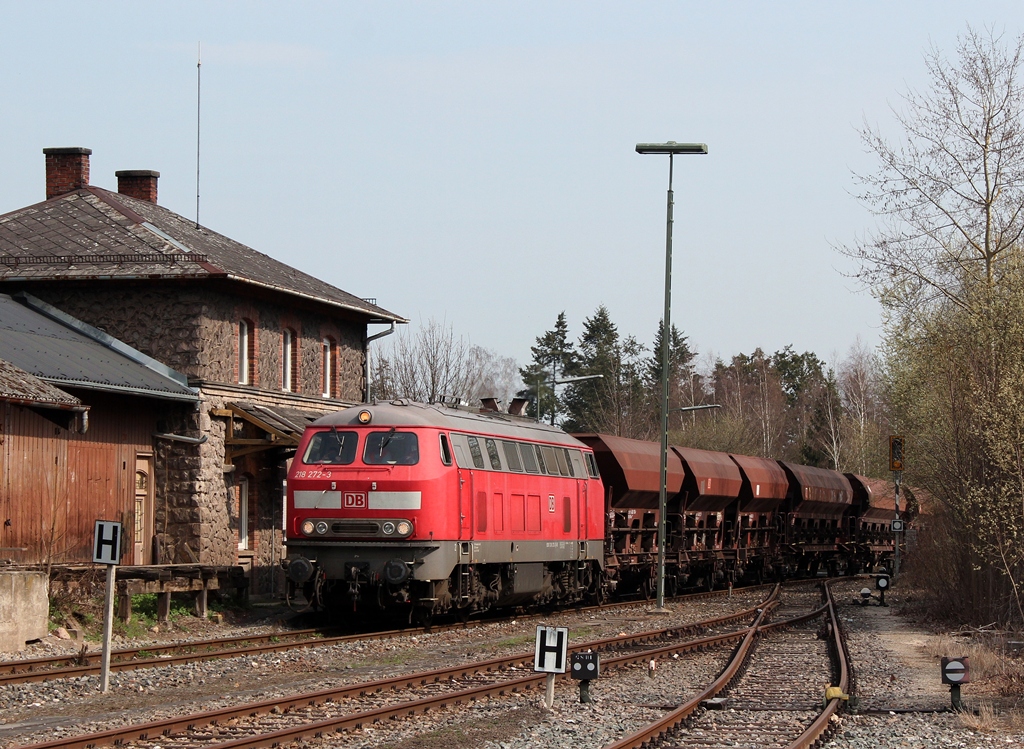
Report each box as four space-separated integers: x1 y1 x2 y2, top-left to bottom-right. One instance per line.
134 455 154 565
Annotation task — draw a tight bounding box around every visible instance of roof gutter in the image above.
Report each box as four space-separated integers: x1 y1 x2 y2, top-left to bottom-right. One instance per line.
365 322 396 402
154 432 208 445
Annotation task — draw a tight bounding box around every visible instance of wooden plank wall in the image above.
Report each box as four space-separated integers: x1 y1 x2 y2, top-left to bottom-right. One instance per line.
0 392 157 565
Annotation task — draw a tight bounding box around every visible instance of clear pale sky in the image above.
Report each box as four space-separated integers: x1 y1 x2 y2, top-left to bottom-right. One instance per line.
2 2 1020 370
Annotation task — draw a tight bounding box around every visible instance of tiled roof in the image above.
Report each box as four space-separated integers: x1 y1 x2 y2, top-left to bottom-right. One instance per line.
0 357 81 409
0 187 404 323
0 293 199 402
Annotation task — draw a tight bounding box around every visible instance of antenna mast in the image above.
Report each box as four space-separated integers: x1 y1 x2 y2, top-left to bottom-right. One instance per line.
195 42 202 229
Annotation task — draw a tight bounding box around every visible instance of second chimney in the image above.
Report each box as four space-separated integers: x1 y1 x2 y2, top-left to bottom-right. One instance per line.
44 147 92 199
116 170 160 204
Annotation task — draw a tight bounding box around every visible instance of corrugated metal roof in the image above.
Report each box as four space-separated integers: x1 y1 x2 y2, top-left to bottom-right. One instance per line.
0 357 81 408
0 293 198 401
0 188 405 324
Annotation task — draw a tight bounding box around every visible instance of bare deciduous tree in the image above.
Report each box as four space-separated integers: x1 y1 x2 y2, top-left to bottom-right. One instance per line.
370 319 522 408
843 27 1024 319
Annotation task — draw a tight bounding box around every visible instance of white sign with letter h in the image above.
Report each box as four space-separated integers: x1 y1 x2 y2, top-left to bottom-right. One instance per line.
534 626 568 674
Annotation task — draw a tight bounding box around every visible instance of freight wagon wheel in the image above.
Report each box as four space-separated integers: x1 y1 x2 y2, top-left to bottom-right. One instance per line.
665 576 678 597
641 577 655 600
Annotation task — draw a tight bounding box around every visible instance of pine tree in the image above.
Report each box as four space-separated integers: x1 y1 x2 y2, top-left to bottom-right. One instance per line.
517 312 575 421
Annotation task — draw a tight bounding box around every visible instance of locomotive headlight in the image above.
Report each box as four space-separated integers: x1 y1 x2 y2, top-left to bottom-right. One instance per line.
382 521 396 535
315 521 329 535
396 520 413 536
357 409 372 424
301 520 315 536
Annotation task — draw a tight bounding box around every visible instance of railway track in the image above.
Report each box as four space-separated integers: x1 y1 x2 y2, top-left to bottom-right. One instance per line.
604 581 851 749
13 586 782 749
0 583 773 687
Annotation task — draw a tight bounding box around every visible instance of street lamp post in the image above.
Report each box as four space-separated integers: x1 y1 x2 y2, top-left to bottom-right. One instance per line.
538 373 604 426
636 141 707 610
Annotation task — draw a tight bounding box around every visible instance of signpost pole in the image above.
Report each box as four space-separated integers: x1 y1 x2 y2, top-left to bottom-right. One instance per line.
100 563 116 692
893 471 901 580
889 436 904 580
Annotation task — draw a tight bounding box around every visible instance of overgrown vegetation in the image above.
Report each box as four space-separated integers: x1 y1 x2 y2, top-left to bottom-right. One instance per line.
844 26 1024 628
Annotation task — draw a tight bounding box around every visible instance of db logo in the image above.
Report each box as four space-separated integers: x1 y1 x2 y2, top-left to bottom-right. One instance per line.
343 492 367 509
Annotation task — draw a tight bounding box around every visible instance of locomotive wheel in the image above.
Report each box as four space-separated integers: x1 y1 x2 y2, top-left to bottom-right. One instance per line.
411 607 434 629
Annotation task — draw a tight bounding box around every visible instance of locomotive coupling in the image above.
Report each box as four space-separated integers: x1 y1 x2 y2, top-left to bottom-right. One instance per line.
285 556 315 584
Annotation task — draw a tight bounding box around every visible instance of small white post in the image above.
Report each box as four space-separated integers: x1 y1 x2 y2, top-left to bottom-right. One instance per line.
544 672 556 709
100 563 116 692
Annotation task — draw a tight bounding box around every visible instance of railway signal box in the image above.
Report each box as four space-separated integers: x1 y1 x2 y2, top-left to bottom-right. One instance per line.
889 436 905 472
941 657 970 685
571 650 599 704
942 656 970 710
571 651 600 680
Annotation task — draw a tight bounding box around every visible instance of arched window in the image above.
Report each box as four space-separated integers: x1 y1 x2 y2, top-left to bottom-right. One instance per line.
238 319 255 385
282 328 297 392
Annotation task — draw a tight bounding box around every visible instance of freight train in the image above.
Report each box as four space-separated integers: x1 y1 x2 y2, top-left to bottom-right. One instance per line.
282 399 900 623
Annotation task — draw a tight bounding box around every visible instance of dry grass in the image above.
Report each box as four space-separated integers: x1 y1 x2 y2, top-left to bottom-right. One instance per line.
923 634 1007 680
958 701 998 732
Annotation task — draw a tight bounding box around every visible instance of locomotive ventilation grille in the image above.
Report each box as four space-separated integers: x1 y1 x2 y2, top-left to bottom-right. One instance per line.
331 520 381 536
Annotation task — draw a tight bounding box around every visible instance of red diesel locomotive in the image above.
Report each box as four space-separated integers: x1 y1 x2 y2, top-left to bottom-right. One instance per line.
283 399 606 623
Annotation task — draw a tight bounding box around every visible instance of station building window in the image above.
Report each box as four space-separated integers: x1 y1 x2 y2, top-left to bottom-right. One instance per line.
321 337 337 398
282 328 297 392
238 319 255 385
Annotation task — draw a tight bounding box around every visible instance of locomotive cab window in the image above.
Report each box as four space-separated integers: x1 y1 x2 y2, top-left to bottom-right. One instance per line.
553 448 571 477
303 430 358 464
584 452 600 479
364 430 419 465
439 434 453 466
568 449 587 478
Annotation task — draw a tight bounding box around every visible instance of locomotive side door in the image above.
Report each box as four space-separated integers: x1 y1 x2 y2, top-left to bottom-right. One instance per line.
578 479 588 540
451 437 471 540
458 469 474 540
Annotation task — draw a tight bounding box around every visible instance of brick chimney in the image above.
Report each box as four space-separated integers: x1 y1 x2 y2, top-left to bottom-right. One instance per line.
43 147 92 199
115 170 159 204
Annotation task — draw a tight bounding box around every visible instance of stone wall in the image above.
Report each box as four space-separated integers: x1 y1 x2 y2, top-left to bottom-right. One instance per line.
0 571 48 652
35 284 206 377
31 282 367 399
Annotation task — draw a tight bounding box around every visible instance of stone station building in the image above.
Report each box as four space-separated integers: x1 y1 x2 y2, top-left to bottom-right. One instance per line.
0 147 405 594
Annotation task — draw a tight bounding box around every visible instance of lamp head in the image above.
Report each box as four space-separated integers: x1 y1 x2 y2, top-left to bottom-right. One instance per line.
635 142 708 155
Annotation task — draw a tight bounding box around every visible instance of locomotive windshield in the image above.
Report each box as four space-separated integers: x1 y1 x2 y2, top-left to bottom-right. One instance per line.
364 430 419 465
302 430 358 464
